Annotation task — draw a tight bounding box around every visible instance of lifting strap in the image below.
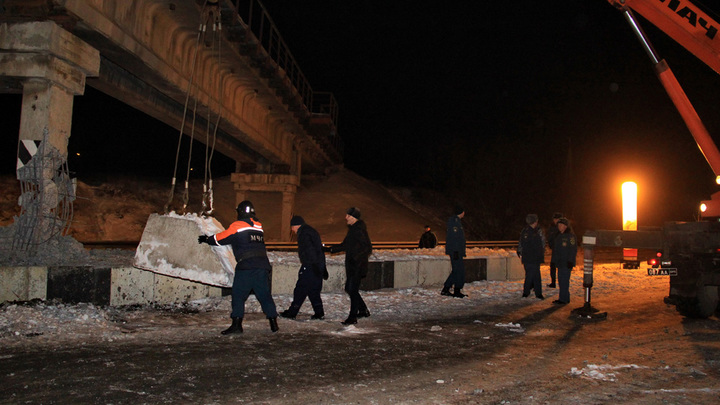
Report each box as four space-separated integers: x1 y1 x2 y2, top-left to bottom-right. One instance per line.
164 1 222 215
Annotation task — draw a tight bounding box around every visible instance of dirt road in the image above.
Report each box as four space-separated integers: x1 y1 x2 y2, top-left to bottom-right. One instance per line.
1 265 719 404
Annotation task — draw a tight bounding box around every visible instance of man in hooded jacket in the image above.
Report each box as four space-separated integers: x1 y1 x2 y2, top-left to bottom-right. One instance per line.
328 207 372 325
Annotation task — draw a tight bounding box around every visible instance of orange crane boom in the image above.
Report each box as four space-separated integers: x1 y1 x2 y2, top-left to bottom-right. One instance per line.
608 0 720 185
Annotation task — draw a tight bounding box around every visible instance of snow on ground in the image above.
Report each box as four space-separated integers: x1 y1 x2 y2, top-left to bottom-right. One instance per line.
0 244 662 347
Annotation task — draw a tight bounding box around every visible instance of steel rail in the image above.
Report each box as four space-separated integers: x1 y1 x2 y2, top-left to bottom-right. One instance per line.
80 240 518 251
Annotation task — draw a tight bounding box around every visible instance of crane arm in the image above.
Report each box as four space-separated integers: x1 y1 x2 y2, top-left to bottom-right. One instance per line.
607 0 720 74
608 0 720 181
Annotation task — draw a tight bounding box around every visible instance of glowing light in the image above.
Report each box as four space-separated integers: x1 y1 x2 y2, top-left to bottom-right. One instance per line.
622 182 637 231
716 175 720 185
701 203 708 213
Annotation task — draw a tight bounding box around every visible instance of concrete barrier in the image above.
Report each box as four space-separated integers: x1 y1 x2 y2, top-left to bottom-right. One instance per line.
1 255 523 306
0 266 47 302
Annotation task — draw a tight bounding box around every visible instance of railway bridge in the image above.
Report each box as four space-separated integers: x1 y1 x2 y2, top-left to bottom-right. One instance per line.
0 0 342 243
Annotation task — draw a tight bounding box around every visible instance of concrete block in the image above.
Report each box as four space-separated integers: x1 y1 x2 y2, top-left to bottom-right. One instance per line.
363 261 394 290
506 256 524 280
47 267 111 305
271 264 298 295
464 258 487 282
486 256 507 281
110 267 155 306
0 266 47 302
393 260 419 289
153 272 218 305
134 213 235 288
322 264 345 293
418 259 450 286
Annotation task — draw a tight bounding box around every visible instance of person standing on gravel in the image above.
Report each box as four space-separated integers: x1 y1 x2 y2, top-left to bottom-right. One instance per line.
517 213 546 300
551 217 577 305
198 200 279 335
280 215 328 320
328 207 372 326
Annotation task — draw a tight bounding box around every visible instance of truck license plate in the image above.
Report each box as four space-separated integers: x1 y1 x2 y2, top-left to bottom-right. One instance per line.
647 268 677 276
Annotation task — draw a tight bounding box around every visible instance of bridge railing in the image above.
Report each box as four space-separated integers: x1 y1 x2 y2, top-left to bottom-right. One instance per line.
232 0 339 130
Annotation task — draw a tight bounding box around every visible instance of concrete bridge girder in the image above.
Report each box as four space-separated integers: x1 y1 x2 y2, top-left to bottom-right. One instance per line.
55 0 310 171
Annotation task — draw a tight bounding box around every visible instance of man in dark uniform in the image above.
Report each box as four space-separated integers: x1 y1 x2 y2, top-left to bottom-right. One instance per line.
280 215 327 320
418 225 438 249
551 217 577 305
328 207 372 325
546 212 563 288
198 200 279 334
441 205 467 298
517 213 545 300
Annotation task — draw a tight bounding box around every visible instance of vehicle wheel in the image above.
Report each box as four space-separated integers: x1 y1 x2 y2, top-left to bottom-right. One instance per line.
677 285 719 319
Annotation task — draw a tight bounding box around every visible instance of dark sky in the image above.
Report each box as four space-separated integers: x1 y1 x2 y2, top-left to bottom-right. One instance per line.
2 0 720 236
260 0 720 232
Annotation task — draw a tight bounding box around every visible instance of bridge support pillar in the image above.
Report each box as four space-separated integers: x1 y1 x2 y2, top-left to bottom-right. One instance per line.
0 21 99 250
231 173 299 241
1 21 100 152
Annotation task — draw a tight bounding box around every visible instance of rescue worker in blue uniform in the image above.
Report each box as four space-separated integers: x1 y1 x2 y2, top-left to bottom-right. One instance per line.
198 200 279 334
441 205 467 298
517 213 546 299
280 215 327 320
328 207 372 325
551 217 577 305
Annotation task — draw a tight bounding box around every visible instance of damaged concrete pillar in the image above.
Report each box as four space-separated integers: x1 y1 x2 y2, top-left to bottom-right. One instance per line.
0 21 100 249
231 173 299 241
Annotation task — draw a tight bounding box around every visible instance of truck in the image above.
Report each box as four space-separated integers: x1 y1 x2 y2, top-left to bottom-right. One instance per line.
583 0 720 318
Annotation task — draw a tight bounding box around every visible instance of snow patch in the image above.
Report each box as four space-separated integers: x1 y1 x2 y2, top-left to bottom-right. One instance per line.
569 364 647 381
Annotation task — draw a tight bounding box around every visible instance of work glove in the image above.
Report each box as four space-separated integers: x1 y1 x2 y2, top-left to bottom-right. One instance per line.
567 261 573 269
198 235 210 245
453 251 459 260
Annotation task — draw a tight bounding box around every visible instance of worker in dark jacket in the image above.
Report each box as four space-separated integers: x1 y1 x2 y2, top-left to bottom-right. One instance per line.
546 212 563 288
517 213 546 300
198 200 279 334
280 215 327 320
328 207 372 325
418 225 438 249
441 205 467 298
551 217 577 305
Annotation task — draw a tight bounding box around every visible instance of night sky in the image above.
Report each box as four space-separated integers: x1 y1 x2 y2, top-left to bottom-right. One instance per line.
2 0 720 238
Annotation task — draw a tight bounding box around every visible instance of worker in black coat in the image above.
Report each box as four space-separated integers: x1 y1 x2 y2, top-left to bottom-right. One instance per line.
441 205 467 298
280 216 327 320
418 225 438 249
517 213 546 300
328 207 372 325
546 212 563 288
551 217 577 305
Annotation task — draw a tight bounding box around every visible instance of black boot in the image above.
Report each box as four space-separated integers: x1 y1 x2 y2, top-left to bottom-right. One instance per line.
440 286 452 296
269 317 279 333
452 289 467 298
310 312 325 320
341 317 358 325
221 317 243 335
357 309 371 318
279 309 296 319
